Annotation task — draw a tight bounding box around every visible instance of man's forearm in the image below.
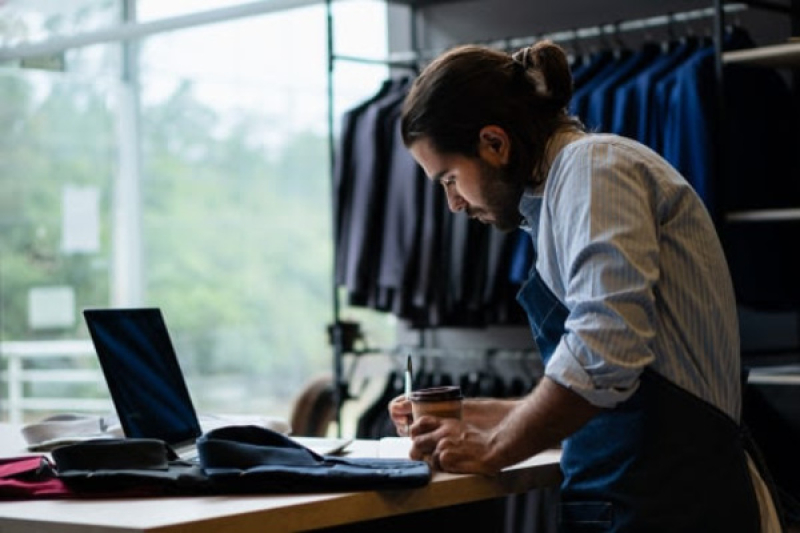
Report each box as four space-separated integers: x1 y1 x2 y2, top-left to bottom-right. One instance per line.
462 397 519 430
485 376 602 469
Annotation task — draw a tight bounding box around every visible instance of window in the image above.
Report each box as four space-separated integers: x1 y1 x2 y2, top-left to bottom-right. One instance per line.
0 0 392 427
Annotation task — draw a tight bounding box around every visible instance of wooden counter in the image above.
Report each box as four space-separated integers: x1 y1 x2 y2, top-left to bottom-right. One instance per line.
0 423 562 533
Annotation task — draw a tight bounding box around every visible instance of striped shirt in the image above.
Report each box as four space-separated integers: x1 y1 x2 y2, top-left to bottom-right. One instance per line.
520 133 741 420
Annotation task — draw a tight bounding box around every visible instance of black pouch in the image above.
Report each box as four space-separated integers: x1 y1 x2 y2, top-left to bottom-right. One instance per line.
52 438 209 496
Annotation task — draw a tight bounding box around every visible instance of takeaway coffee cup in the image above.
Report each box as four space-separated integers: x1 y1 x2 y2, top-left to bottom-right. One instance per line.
409 385 463 421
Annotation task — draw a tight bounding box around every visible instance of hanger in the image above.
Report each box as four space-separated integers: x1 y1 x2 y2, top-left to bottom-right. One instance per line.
599 22 628 60
567 29 588 68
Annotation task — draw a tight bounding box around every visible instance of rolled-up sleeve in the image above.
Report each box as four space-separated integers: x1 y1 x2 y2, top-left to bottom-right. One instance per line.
539 140 659 408
531 135 740 418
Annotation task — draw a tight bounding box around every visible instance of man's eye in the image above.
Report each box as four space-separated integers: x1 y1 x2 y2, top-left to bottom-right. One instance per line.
442 177 455 187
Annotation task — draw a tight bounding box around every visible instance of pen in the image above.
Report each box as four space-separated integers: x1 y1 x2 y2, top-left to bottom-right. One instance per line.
405 354 413 399
405 354 413 432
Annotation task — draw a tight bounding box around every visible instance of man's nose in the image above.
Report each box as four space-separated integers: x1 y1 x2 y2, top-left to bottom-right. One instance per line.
445 189 467 213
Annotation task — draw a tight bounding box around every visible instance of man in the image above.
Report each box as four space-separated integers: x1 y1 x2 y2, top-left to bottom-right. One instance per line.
388 40 782 532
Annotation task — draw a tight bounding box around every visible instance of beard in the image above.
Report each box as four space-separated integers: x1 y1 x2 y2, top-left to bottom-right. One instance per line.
466 157 526 232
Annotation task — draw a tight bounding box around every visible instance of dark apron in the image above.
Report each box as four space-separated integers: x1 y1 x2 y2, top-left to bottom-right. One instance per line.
517 266 761 532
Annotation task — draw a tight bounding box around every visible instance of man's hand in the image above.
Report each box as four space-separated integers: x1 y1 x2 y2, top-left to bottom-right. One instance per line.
387 377 601 475
388 394 413 436
409 416 502 475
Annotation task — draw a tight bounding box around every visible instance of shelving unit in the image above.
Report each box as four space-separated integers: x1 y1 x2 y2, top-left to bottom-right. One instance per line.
726 207 800 221
722 31 800 230
716 7 800 522
717 16 800 230
715 2 800 367
724 39 800 65
718 2 800 226
721 28 800 225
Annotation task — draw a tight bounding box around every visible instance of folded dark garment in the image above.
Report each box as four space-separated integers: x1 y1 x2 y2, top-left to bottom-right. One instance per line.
197 425 431 493
51 438 209 495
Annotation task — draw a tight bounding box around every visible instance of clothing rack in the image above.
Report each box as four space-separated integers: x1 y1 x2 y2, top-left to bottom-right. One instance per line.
350 343 542 441
324 0 797 436
394 344 538 362
370 2 757 67
326 0 430 437
324 0 733 438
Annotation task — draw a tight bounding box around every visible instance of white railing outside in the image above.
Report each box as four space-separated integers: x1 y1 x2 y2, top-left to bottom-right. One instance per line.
0 340 112 424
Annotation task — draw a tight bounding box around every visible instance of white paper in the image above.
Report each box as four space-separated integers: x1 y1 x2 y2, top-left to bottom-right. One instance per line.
377 437 412 458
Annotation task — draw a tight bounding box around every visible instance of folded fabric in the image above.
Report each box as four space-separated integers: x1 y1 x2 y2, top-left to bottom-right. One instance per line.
51 438 209 495
21 413 124 452
197 425 431 493
0 456 72 499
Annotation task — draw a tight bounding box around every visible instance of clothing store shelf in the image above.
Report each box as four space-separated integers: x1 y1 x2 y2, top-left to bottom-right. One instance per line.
748 364 800 385
725 207 800 222
723 40 800 66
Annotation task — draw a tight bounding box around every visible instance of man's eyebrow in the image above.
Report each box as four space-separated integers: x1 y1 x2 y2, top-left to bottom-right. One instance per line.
430 170 447 182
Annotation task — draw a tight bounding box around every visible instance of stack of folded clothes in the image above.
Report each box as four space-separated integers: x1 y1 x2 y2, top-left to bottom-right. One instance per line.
1 425 430 499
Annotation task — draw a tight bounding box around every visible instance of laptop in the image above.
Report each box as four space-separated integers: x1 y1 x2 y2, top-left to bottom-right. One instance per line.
83 307 352 459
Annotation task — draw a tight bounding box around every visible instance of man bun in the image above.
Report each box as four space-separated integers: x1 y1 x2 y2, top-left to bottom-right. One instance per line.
512 40 573 110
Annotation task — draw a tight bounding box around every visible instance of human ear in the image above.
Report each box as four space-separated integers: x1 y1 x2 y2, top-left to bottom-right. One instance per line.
478 125 510 165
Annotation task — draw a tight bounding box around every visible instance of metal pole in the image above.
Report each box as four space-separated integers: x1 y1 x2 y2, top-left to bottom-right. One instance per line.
325 0 345 439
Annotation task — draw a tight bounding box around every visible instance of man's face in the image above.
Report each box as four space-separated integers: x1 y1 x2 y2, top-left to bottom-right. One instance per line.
409 137 524 232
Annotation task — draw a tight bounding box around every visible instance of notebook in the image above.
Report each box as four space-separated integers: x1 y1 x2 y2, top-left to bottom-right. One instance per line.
83 307 352 459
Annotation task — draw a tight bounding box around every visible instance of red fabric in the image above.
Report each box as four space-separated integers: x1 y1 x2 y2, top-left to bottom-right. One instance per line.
0 456 73 498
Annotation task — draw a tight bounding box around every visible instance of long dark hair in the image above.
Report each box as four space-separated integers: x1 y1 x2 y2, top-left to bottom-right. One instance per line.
401 40 583 185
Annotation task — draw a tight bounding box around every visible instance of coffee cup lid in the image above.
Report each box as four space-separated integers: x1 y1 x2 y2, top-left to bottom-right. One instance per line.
409 385 463 402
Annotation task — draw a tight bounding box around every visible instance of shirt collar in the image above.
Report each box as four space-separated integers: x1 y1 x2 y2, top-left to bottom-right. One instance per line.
518 128 585 234
518 186 544 236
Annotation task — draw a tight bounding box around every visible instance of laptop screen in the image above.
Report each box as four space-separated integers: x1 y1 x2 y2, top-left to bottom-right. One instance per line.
83 308 202 447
